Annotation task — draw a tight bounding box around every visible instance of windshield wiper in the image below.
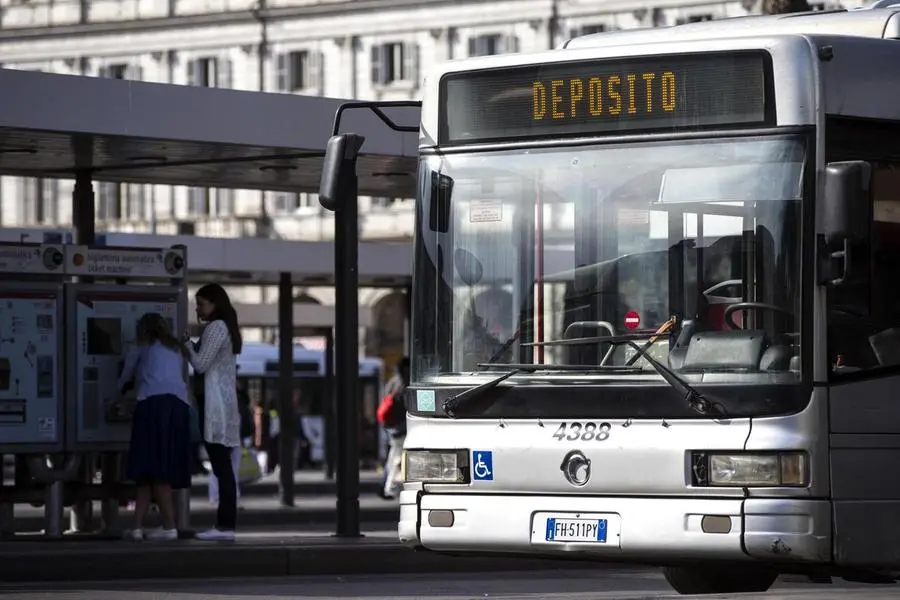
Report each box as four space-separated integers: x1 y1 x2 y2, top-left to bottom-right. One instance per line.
530 334 727 418
441 363 633 418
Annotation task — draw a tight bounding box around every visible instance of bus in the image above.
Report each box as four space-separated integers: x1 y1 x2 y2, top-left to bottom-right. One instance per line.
396 6 900 594
191 342 385 465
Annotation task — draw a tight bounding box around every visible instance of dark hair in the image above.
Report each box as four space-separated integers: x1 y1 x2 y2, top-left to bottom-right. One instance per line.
137 312 180 352
196 283 243 354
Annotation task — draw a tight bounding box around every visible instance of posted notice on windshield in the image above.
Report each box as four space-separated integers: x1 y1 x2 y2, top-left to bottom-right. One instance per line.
470 199 503 223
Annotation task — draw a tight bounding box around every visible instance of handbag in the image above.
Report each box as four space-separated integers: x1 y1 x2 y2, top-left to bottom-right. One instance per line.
237 446 262 485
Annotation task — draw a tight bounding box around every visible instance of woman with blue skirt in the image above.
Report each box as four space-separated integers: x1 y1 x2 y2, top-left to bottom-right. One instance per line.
120 312 191 541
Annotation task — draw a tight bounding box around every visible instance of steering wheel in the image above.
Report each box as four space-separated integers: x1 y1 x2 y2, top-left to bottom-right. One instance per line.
724 302 794 330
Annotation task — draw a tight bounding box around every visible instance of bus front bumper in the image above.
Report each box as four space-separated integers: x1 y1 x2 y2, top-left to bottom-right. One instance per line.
398 491 831 564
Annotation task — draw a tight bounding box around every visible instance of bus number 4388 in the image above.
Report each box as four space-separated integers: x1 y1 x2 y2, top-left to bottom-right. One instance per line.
551 422 612 442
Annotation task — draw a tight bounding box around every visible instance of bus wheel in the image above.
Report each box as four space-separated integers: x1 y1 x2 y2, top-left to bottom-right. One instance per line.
662 566 778 595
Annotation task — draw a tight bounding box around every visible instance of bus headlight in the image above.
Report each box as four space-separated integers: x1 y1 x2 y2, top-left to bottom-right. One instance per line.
403 449 470 483
695 452 807 487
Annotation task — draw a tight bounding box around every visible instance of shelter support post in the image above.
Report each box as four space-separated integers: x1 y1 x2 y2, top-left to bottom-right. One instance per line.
99 452 120 534
69 456 94 532
334 154 361 538
278 272 295 507
0 455 12 537
175 487 190 535
71 170 96 533
44 480 64 538
72 170 96 247
324 328 335 480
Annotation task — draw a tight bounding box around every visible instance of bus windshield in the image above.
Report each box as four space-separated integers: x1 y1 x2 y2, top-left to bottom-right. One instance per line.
412 135 806 385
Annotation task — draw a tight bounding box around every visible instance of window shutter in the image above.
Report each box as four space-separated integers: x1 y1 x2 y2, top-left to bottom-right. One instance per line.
370 44 384 85
276 53 288 91
218 57 233 89
403 42 420 83
309 50 324 93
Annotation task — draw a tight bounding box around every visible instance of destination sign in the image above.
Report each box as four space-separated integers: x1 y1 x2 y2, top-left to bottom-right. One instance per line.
439 52 771 144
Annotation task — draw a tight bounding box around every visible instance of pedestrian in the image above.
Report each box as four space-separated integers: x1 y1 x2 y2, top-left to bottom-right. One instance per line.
379 357 409 499
120 312 192 541
208 378 254 507
184 283 242 541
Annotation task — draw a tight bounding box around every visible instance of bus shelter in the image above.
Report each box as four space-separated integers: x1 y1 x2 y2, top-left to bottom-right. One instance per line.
0 67 419 532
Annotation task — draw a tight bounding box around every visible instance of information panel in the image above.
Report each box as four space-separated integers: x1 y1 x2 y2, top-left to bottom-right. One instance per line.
0 284 63 452
66 284 184 450
439 51 770 144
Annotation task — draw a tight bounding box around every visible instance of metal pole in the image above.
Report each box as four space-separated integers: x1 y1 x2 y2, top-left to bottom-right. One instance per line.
99 452 120 534
44 480 64 539
324 327 335 480
70 168 96 533
175 488 190 534
334 166 361 537
173 244 191 537
277 272 295 507
0 454 12 537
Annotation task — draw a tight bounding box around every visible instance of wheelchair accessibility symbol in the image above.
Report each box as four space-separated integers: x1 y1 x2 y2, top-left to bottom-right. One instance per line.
472 451 493 481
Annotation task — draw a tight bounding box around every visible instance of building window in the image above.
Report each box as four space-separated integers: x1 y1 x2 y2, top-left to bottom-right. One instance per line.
96 182 122 221
215 189 235 216
676 14 714 24
98 63 141 80
276 50 323 93
570 24 607 38
468 34 519 57
272 192 299 214
19 178 59 225
125 184 145 221
371 42 420 86
188 188 210 215
188 57 232 88
371 197 394 209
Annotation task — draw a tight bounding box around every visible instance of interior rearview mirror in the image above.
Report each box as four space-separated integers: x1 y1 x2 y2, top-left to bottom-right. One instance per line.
429 172 453 233
319 134 366 212
822 161 871 245
454 248 483 286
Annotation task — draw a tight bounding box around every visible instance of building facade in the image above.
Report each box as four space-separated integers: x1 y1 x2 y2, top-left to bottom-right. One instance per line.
0 0 858 364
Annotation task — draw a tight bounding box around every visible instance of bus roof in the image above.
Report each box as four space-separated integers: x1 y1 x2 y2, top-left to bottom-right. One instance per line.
563 7 900 50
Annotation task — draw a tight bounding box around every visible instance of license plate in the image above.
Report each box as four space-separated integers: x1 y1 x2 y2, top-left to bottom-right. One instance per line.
545 518 607 542
531 512 621 546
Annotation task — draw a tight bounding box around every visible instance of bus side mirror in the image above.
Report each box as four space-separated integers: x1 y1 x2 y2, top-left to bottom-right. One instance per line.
319 134 366 212
820 161 872 286
429 172 453 233
822 161 871 245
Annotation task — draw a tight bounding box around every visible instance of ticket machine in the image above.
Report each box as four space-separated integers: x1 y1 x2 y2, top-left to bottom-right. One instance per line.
0 243 66 455
64 245 187 452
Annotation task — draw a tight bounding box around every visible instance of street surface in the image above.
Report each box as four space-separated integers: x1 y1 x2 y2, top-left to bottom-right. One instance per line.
0 568 897 599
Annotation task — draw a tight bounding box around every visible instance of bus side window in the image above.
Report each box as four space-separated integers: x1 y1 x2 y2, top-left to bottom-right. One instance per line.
827 164 900 375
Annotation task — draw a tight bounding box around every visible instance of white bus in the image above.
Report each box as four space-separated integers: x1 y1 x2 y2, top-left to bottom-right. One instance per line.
395 5 900 594
192 342 385 464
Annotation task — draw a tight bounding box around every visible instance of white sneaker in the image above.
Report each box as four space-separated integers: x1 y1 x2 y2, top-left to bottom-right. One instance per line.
196 528 235 541
123 528 144 541
145 527 178 541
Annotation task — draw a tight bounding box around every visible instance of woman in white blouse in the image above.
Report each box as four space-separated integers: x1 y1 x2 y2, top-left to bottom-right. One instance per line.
184 283 242 541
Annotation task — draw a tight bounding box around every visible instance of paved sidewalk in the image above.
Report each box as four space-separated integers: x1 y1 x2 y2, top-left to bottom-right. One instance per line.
0 529 617 583
6 493 399 534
